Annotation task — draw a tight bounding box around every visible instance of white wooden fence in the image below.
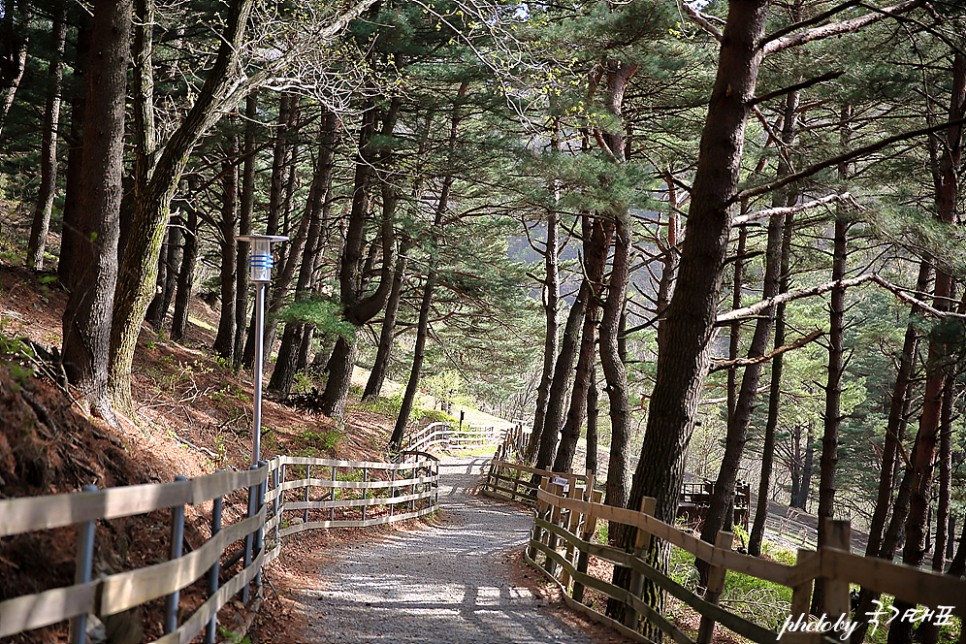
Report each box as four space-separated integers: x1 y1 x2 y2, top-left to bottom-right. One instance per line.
404 421 505 453
0 452 439 643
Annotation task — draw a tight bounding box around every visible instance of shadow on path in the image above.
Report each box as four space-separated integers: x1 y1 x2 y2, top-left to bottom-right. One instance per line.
297 457 598 643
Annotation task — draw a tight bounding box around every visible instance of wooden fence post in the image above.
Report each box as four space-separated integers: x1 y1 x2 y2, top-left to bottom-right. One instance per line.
697 530 733 644
790 548 815 619
821 519 851 618
528 477 551 561
559 482 583 590
623 496 657 631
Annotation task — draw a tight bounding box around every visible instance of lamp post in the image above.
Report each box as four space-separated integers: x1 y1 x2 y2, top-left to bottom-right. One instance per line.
238 234 288 465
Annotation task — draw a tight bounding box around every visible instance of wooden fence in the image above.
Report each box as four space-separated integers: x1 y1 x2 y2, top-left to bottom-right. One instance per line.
480 458 589 505
0 452 439 643
525 478 966 644
404 421 505 453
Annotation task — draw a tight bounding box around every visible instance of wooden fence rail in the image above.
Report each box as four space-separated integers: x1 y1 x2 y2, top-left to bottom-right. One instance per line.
480 458 589 505
524 480 966 644
404 421 505 453
0 452 439 643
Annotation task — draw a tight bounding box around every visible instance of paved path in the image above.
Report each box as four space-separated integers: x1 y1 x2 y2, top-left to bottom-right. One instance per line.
300 457 599 643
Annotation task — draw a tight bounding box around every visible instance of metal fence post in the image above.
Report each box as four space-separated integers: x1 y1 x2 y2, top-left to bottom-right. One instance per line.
389 467 396 518
68 484 97 644
205 495 223 644
273 463 282 548
242 463 258 604
255 460 267 591
164 476 188 634
362 467 368 522
304 464 311 523
331 465 337 521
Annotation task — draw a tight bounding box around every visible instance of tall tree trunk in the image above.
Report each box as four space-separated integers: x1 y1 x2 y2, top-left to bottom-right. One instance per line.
613 6 770 629
363 243 411 401
241 93 298 368
919 377 956 644
553 215 611 472
525 123 562 464
320 96 402 418
61 0 131 424
726 225 748 420
156 219 182 329
850 261 932 641
533 280 590 470
0 0 29 142
267 111 339 396
795 427 814 511
27 0 67 271
595 60 637 514
700 198 785 561
213 136 239 360
234 93 256 369
585 365 599 475
889 52 966 644
388 85 469 445
811 216 848 614
553 303 598 473
749 212 793 557
109 0 256 410
171 196 199 342
389 270 436 450
57 12 91 287
866 260 932 554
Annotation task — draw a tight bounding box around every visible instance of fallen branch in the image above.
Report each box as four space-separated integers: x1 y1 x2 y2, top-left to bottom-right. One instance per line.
175 434 221 460
710 329 824 372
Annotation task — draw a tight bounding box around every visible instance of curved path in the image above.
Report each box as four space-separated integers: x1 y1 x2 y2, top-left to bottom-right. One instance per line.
299 457 599 643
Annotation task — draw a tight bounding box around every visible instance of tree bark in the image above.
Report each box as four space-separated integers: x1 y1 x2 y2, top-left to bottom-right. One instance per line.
213 135 239 360
57 11 90 287
585 365 599 475
701 198 785 561
109 0 256 410
525 122 562 464
363 243 411 401
267 111 340 396
234 93 257 369
27 0 67 271
811 215 848 614
533 281 590 470
749 210 793 557
61 0 131 424
0 0 29 142
889 51 966 644
320 97 402 418
553 215 611 473
171 192 199 343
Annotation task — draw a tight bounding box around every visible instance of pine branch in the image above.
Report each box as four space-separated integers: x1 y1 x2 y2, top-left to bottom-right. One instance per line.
732 193 854 226
731 116 966 204
709 329 824 373
762 0 925 56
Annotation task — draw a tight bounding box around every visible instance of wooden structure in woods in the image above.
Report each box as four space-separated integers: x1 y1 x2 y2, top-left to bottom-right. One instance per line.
524 477 966 644
678 480 752 532
0 452 439 643
483 459 750 531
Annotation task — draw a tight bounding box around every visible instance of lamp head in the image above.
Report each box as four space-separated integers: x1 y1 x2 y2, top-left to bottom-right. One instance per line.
238 234 288 282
